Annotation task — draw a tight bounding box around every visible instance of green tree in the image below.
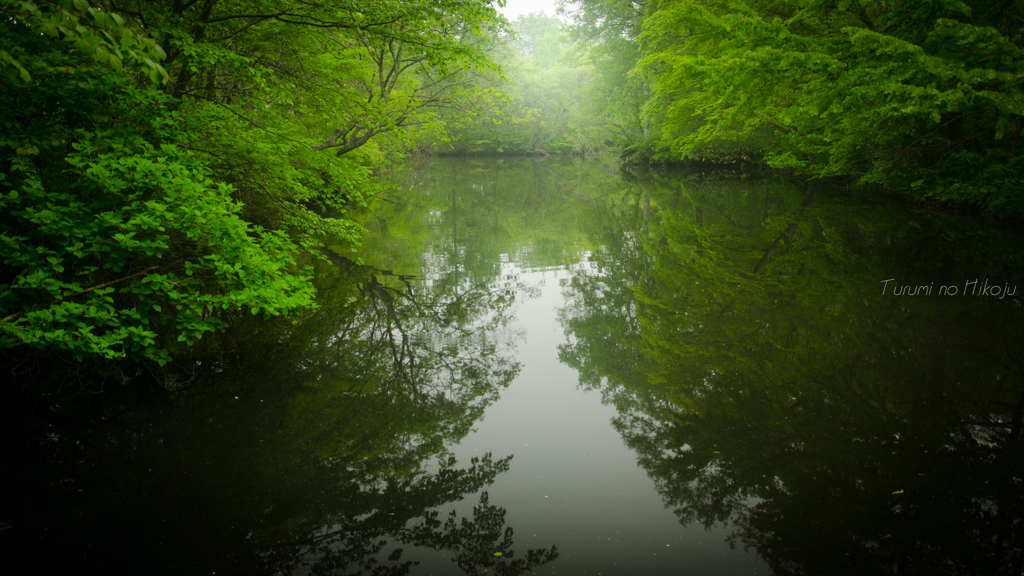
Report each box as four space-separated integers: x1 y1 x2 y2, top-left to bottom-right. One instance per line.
561 0 652 155
115 0 508 247
638 0 1024 211
0 5 314 368
0 0 514 374
444 13 614 155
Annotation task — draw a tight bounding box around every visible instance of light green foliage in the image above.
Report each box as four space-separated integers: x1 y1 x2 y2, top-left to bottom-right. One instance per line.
502 14 580 153
446 13 610 154
513 12 564 68
561 0 652 155
1 0 514 372
638 0 1024 210
0 16 314 365
109 0 509 252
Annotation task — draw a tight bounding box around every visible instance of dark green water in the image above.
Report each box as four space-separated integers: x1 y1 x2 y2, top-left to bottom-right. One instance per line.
2 156 1023 575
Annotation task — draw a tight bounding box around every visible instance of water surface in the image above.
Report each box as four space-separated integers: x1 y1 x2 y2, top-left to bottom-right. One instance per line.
3 156 1022 576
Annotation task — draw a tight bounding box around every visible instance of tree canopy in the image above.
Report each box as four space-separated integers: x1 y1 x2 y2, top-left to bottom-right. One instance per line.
636 0 1024 209
554 0 1024 211
3 0 1021 382
0 0 508 372
1 2 315 366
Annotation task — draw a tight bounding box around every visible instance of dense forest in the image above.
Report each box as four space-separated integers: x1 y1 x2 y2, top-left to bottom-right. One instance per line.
1 0 1022 385
2 4 1024 573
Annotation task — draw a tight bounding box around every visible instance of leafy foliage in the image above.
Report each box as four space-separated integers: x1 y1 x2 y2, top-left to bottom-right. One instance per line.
0 0 169 83
561 0 652 154
112 0 510 251
637 0 1024 210
1 0 515 372
444 13 618 155
0 10 314 365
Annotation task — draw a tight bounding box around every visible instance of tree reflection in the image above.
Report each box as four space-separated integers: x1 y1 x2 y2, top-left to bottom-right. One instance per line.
2 257 556 575
356 155 631 281
559 169 1024 575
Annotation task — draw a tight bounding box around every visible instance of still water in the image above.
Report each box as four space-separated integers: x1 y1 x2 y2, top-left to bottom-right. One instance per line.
3 156 1023 575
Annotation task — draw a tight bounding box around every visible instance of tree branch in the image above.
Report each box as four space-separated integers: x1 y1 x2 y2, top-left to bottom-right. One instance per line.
2 266 160 324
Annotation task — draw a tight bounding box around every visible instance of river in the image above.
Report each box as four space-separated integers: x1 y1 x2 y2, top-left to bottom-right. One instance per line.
3 156 1023 575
